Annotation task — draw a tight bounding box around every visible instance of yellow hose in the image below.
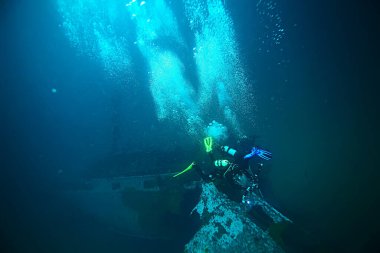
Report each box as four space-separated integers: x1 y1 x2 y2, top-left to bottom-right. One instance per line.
172 162 195 178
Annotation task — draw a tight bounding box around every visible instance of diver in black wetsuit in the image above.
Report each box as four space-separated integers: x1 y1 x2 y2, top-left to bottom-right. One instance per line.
194 138 272 204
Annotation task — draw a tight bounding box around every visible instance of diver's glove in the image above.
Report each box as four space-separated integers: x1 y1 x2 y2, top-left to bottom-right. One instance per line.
244 147 272 160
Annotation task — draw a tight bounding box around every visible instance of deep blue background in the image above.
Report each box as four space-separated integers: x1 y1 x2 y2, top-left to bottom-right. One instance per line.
1 0 379 252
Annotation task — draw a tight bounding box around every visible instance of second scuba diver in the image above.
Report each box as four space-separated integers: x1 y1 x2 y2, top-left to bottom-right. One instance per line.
173 136 272 208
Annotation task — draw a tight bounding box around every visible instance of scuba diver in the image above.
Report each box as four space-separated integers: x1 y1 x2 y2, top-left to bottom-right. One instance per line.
173 136 272 209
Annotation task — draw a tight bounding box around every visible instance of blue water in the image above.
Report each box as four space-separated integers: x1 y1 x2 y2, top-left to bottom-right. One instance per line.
1 0 379 252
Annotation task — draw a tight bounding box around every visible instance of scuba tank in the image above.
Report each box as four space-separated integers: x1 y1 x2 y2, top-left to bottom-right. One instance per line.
221 146 237 156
